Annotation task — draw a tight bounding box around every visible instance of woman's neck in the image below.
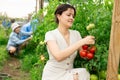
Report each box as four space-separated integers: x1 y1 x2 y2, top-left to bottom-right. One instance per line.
57 25 70 46
58 25 69 36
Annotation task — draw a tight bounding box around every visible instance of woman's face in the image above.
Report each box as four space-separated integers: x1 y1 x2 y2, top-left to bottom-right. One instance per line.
57 8 75 28
14 27 20 33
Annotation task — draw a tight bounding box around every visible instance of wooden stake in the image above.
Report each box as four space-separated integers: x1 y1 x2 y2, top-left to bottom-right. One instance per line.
107 0 120 80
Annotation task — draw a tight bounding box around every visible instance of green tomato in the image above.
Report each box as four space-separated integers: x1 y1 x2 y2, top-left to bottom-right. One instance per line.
90 74 98 80
86 23 95 30
118 74 120 80
99 70 106 79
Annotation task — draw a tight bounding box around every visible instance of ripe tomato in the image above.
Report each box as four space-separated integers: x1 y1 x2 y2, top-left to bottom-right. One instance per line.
82 45 89 50
89 46 97 54
79 50 87 58
86 52 94 60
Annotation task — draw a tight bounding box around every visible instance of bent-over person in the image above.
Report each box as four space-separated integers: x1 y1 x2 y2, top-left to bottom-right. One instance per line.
6 23 32 56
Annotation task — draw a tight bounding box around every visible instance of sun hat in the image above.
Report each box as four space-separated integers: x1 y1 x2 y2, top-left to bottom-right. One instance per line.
11 23 20 31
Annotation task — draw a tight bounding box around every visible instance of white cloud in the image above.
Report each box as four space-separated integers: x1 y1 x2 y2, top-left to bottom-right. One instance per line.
0 0 36 18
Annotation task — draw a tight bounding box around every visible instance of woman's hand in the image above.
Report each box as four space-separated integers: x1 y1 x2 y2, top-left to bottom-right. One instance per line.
81 36 95 45
26 36 32 41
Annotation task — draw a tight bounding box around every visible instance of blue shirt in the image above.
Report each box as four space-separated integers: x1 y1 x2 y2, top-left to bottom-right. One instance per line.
6 31 32 50
20 19 38 40
2 20 11 28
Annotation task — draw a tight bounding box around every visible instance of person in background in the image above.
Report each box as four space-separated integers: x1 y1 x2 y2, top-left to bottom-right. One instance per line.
2 19 7 28
7 19 11 28
10 19 15 23
6 23 32 56
10 19 15 27
2 19 11 37
42 4 95 80
20 19 38 40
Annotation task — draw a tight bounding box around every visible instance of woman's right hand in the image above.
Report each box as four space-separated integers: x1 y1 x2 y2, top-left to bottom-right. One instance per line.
81 36 95 45
26 36 32 41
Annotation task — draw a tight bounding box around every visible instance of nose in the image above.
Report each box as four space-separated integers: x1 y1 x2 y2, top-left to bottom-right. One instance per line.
70 16 74 21
70 15 74 19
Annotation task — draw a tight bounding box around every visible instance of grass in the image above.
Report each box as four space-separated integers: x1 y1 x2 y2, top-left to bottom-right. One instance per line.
0 26 10 69
0 26 31 80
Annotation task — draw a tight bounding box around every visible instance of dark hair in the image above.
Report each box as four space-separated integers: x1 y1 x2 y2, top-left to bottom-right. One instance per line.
54 4 76 24
10 19 15 23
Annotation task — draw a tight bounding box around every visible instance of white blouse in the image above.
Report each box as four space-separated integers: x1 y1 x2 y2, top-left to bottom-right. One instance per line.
42 29 90 80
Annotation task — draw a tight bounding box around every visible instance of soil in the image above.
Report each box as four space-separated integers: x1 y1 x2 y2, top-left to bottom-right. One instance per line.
0 57 30 80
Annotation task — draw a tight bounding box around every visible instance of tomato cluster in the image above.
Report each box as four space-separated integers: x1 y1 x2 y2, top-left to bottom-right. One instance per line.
79 45 96 60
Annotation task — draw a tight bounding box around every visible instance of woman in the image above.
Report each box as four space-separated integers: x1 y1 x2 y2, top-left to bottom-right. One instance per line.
6 23 32 56
42 4 95 80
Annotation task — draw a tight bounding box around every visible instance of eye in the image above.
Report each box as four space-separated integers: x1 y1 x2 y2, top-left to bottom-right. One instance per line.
67 14 71 16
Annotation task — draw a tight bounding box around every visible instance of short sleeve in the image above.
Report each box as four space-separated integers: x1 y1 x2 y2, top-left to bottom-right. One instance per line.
45 31 56 43
76 31 82 40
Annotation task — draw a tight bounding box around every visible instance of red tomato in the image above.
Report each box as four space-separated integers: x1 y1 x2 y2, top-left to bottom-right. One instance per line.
82 45 89 50
89 46 97 54
86 52 94 60
79 50 87 58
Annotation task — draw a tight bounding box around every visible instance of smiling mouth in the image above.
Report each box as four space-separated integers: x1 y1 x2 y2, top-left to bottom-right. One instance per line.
69 22 73 24
68 20 73 23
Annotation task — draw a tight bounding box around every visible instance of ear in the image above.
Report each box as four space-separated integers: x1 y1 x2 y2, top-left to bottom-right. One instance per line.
56 14 61 20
